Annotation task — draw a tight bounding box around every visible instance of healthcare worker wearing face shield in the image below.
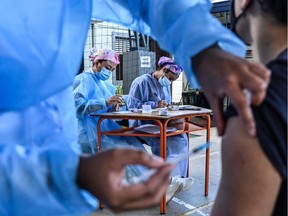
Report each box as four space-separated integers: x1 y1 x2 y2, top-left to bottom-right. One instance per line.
128 57 189 178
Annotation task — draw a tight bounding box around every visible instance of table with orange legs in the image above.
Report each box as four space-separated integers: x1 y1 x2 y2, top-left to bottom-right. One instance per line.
93 109 211 214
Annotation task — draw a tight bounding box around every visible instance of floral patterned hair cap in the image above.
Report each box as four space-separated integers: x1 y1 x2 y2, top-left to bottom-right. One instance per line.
89 48 120 65
158 56 183 75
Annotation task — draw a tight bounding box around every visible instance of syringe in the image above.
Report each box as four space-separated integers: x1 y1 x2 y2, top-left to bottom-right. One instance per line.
127 142 211 185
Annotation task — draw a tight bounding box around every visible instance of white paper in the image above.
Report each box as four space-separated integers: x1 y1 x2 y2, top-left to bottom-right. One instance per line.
140 56 151 68
113 111 132 114
134 124 177 134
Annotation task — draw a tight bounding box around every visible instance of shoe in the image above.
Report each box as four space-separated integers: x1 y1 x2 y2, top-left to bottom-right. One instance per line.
170 176 194 192
166 177 194 203
166 181 182 203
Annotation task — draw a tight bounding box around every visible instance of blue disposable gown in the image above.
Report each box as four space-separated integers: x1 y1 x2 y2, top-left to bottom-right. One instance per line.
0 87 97 215
127 74 171 109
0 0 246 215
73 70 147 174
91 0 246 87
128 74 188 177
73 69 118 151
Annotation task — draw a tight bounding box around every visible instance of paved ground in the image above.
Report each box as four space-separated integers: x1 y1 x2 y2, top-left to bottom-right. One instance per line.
91 127 222 216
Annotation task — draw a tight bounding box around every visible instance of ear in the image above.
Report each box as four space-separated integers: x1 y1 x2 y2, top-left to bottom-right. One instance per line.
93 61 102 72
92 60 98 66
241 0 251 10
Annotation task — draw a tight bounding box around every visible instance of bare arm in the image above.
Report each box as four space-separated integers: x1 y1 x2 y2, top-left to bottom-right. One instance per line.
212 116 281 216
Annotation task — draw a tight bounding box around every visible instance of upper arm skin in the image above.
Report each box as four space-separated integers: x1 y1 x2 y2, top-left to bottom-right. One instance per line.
212 116 281 216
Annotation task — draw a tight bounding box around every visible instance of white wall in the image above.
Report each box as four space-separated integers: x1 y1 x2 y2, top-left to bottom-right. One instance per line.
171 73 183 104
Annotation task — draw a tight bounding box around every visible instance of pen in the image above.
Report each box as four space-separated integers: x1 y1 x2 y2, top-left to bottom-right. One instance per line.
154 93 162 101
127 142 211 185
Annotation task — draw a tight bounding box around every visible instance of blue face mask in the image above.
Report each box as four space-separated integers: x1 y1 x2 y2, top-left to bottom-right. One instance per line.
96 67 112 80
158 76 171 87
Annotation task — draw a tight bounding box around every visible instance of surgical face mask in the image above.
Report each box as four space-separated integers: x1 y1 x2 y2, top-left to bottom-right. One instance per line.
231 0 252 45
158 75 171 87
96 67 112 80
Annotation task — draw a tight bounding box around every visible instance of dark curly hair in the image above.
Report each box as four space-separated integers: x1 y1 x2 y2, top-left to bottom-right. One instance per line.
258 0 287 24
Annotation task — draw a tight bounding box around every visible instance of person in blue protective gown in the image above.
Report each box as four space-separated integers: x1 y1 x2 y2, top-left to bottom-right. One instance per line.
128 56 182 109
73 48 139 153
91 0 271 137
73 48 194 201
73 48 149 178
128 56 189 177
0 0 271 215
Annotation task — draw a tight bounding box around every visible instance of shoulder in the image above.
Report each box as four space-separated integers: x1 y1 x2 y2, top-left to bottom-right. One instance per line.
73 71 96 90
267 49 287 69
74 71 95 83
226 71 287 180
266 49 287 98
75 71 93 80
226 49 287 179
213 116 282 216
132 74 152 85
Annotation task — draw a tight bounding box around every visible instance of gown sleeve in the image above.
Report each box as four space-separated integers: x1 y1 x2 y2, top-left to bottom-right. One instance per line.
0 144 97 215
73 75 110 118
0 0 91 110
0 87 98 215
128 77 158 108
91 0 246 87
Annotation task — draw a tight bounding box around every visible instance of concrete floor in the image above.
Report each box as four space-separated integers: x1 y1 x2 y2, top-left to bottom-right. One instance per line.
92 127 222 216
